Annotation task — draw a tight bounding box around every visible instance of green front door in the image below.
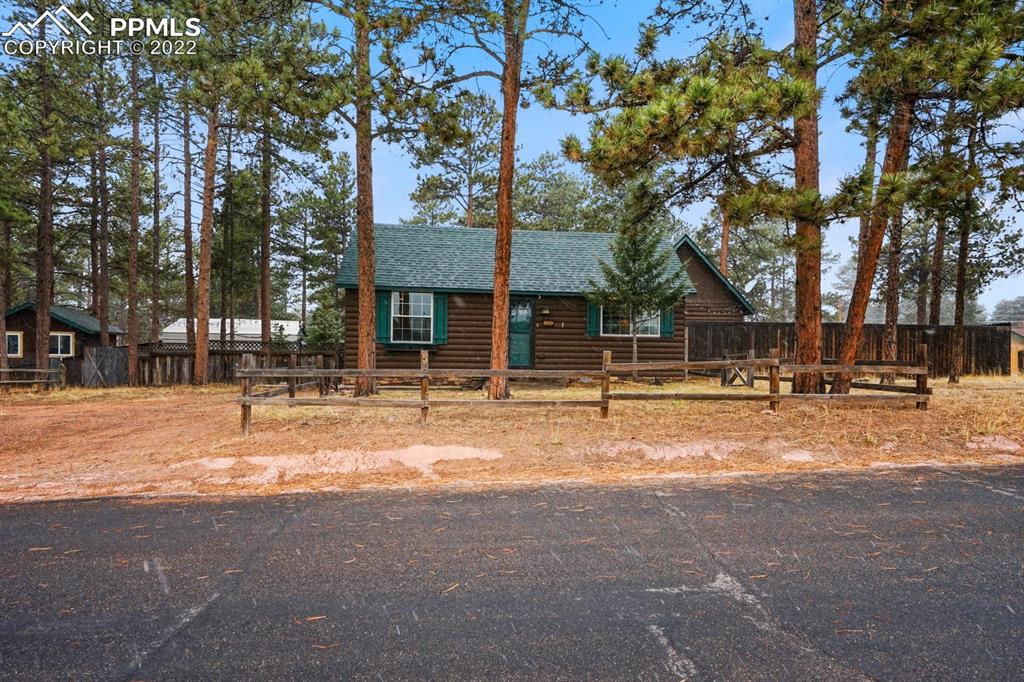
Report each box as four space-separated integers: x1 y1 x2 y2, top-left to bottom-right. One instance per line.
508 298 534 368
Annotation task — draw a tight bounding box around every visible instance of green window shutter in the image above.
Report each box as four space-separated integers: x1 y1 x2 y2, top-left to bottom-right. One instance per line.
432 293 448 345
376 290 390 343
660 307 675 338
585 301 600 338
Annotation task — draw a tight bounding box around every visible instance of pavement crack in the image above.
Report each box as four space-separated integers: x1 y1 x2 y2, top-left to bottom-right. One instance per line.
655 497 876 681
122 497 315 680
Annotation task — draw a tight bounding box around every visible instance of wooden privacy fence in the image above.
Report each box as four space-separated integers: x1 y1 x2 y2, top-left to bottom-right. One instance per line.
236 346 931 435
685 321 1009 377
137 344 340 386
0 367 65 390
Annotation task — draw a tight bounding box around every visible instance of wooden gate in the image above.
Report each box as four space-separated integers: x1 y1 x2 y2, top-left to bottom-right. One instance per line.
81 346 129 388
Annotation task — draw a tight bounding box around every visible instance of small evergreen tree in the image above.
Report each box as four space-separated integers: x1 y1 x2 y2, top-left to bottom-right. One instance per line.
586 186 690 370
305 304 344 351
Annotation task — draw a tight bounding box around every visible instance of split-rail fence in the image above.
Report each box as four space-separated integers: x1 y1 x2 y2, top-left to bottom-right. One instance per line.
235 345 931 435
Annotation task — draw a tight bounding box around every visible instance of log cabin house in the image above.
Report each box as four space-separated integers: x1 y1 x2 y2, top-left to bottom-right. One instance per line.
4 302 123 383
337 224 753 370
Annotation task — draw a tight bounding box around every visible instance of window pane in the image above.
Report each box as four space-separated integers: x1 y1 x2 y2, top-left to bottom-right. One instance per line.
392 315 412 341
600 307 659 336
6 333 18 356
601 307 631 335
49 334 72 355
635 312 660 336
390 292 433 343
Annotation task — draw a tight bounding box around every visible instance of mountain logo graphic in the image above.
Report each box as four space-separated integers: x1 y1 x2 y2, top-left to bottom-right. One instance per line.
3 5 94 37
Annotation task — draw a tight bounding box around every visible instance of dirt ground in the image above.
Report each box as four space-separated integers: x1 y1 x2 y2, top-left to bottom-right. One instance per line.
1 377 1021 502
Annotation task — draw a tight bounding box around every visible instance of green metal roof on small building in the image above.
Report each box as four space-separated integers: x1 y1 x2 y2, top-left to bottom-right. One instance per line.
4 302 124 335
336 223 695 297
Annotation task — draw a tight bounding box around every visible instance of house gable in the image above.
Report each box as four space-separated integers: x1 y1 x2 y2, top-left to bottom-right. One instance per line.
673 236 755 319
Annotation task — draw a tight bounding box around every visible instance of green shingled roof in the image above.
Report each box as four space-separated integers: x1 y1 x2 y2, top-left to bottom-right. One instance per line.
4 302 124 335
336 223 695 296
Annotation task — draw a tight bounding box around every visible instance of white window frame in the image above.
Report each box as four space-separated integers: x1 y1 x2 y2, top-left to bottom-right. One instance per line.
390 291 434 345
599 305 661 338
5 331 23 358
48 331 75 358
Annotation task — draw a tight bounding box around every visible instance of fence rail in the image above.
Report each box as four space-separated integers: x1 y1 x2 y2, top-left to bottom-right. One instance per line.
0 367 65 390
236 345 931 435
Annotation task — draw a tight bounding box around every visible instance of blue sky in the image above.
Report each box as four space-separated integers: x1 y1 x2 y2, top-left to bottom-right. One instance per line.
323 0 1021 313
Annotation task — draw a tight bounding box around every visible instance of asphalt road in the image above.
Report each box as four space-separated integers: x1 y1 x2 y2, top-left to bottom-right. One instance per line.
1 466 1022 681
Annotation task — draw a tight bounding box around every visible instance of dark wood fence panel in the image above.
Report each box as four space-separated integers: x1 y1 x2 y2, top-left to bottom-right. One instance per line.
137 349 340 386
685 322 1011 377
81 346 129 388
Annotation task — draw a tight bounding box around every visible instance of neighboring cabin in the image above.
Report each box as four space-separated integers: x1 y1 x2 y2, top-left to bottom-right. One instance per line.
4 303 123 383
336 224 753 370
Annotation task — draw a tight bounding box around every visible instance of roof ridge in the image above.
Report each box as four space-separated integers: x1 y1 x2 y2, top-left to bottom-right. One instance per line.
372 223 616 238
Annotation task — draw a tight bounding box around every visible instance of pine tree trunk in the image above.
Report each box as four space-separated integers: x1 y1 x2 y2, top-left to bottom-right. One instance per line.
949 214 969 384
150 77 162 344
928 217 946 326
301 219 308 328
260 121 273 361
34 20 54 373
880 210 904 385
929 102 955 327
182 95 196 348
0 219 9 372
949 128 976 384
88 151 99 315
856 119 879 265
195 108 219 384
791 0 823 394
488 0 528 401
354 0 377 397
832 95 915 394
98 130 110 346
126 54 141 385
223 125 234 345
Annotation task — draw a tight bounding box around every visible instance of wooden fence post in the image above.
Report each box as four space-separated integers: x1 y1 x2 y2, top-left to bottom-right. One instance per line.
916 343 928 410
240 353 253 436
420 350 430 423
288 353 297 404
746 348 755 388
769 347 780 413
601 350 611 419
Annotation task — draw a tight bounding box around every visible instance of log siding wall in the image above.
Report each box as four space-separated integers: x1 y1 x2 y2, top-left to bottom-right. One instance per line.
343 290 686 370
676 242 748 322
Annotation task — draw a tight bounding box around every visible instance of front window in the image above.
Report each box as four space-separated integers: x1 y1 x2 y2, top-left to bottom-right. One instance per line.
600 306 660 337
5 332 22 358
391 292 433 344
48 332 74 357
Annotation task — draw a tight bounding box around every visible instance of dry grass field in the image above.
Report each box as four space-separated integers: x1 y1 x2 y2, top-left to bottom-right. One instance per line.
1 376 1021 502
